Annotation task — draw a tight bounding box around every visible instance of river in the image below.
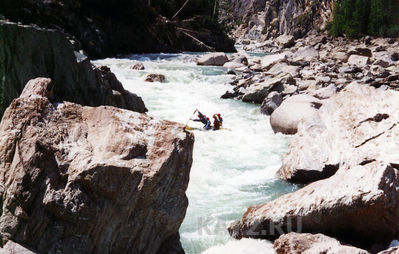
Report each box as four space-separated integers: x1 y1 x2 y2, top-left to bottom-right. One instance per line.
94 52 297 254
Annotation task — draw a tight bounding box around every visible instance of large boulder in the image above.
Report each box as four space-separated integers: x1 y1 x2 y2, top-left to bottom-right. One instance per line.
0 21 147 118
261 52 290 69
229 161 399 249
276 34 295 48
260 92 283 115
270 94 322 135
265 63 300 78
144 74 166 83
274 233 369 254
291 46 319 64
0 78 194 254
348 55 370 67
279 83 398 183
197 53 229 66
242 73 296 103
130 62 145 70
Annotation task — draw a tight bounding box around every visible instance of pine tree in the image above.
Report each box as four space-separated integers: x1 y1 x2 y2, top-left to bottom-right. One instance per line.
328 0 398 38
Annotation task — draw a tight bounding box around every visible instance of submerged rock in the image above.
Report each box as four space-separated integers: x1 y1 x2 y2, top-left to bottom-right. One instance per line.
0 78 194 254
274 233 369 254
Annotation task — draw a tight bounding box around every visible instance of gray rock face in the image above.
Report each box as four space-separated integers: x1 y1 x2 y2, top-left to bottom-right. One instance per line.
0 78 194 254
279 83 399 183
260 92 283 115
197 53 229 66
229 161 399 249
274 233 369 254
270 94 322 135
250 0 334 39
0 21 147 118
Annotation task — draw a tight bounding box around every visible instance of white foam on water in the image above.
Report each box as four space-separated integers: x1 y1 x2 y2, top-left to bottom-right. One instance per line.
94 53 297 254
202 238 275 254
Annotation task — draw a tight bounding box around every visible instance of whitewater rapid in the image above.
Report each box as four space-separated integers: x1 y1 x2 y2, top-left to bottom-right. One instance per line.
94 52 297 254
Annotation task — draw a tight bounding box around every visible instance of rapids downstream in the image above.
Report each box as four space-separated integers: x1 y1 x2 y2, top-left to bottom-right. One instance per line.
94 52 297 254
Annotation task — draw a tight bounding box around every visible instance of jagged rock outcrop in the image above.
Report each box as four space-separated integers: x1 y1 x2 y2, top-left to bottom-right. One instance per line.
0 21 147 118
233 0 335 41
274 233 369 254
0 78 194 254
278 83 398 183
1 0 236 58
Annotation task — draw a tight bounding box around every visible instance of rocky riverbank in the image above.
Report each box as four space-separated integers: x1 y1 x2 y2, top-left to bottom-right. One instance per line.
218 32 399 253
0 78 194 253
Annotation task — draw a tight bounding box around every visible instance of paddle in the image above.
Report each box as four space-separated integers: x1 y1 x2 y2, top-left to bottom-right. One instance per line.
184 109 198 130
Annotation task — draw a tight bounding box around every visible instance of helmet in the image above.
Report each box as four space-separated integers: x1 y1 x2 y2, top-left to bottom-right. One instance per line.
217 113 221 117
207 117 210 120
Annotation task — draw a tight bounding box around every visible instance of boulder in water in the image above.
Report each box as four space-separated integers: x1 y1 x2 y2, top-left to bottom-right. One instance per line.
223 61 246 69
130 62 145 70
0 78 194 254
145 73 166 83
197 53 229 66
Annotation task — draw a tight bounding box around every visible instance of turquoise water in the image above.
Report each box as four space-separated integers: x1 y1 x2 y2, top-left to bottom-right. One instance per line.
94 53 297 254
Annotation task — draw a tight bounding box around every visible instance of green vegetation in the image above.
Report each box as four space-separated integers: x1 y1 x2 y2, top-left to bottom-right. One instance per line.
328 0 399 38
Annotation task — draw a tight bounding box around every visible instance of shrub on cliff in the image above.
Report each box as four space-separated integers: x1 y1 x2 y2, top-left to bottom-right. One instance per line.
328 0 399 38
